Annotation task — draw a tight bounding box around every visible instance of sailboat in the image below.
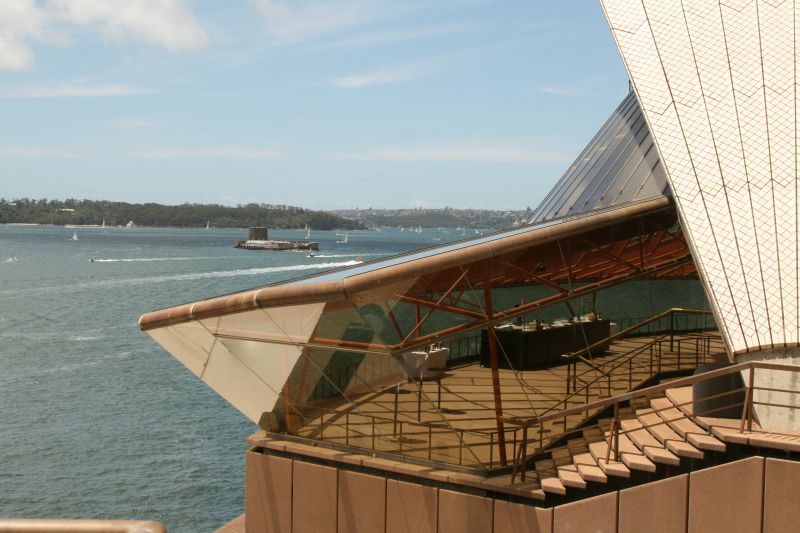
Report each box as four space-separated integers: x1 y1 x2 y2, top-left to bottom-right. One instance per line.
305 224 311 240
71 232 79 241
336 230 348 244
101 219 106 229
206 221 211 230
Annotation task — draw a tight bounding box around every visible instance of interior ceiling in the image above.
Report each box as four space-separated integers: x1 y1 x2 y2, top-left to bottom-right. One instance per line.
312 203 697 353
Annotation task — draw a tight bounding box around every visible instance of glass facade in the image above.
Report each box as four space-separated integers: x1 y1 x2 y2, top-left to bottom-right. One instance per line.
143 196 707 470
529 91 669 224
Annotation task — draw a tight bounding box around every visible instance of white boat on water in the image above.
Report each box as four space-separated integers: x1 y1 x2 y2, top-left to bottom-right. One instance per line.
337 230 348 244
206 221 211 230
6 256 17 262
71 232 79 241
305 224 311 239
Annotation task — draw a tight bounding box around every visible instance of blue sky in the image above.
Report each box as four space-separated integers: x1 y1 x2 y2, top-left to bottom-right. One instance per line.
1 0 629 209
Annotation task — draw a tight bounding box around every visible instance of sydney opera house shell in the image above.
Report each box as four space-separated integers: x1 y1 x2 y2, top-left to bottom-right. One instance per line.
141 2 800 531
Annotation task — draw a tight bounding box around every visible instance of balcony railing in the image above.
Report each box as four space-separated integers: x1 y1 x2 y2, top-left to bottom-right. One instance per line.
506 359 800 483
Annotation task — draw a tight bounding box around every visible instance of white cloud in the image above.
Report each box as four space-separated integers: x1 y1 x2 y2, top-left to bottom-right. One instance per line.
0 33 36 70
332 64 423 88
47 0 209 52
336 142 570 163
251 0 394 47
0 83 153 99
105 117 166 129
327 41 514 89
319 23 473 49
0 0 208 71
538 85 581 97
0 145 84 158
136 147 284 159
0 0 51 70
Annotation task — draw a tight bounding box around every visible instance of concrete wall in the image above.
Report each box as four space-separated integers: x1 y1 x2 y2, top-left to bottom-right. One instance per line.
736 349 800 431
245 451 794 533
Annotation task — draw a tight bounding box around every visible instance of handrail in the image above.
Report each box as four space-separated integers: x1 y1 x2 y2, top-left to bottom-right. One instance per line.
508 366 800 482
546 330 715 420
541 334 669 417
504 360 800 428
562 307 713 361
0 520 165 533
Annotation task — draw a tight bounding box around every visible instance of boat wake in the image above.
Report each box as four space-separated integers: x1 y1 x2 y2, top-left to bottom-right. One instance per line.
91 256 223 263
311 253 381 259
67 335 101 342
147 260 362 282
0 261 362 295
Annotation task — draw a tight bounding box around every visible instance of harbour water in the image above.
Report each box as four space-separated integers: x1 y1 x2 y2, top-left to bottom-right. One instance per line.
0 225 450 532
0 224 707 532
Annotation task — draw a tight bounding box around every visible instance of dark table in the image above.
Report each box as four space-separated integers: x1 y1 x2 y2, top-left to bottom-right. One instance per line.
480 320 611 370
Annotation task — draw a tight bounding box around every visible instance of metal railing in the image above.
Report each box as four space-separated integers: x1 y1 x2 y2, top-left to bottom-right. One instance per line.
279 394 509 471
283 309 723 472
611 309 716 334
0 520 165 533
441 334 482 363
565 331 717 396
563 308 715 361
555 308 718 414
309 335 482 403
506 360 800 483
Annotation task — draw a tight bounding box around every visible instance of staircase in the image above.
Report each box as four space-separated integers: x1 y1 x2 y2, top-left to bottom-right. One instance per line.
507 360 800 502
526 387 727 498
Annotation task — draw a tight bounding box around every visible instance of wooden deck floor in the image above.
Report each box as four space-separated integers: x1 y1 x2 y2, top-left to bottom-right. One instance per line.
294 332 727 469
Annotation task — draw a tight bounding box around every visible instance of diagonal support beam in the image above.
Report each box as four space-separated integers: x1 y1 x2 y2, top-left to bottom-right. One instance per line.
576 237 640 272
400 268 472 344
498 260 568 293
397 295 485 320
392 252 693 351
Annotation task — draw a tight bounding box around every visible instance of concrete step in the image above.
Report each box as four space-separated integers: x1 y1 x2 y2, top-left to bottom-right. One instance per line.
600 428 657 473
572 452 608 483
636 407 704 460
557 463 588 489
620 417 681 466
587 440 631 478
535 459 567 496
650 398 726 453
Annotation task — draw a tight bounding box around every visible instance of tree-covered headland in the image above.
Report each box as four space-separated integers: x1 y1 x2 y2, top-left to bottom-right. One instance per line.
0 198 364 230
